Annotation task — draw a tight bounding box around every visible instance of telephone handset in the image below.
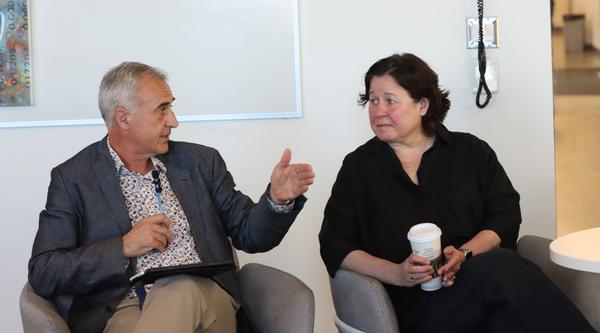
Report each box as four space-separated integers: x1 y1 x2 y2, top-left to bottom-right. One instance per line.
475 0 492 109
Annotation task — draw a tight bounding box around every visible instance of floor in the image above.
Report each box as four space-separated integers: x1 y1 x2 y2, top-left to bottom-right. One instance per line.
553 30 600 236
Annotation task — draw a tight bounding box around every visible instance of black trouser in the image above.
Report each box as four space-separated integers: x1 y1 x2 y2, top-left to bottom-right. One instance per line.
410 249 595 333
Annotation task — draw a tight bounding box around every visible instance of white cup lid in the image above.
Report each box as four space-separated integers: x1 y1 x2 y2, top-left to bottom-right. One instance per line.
407 223 442 242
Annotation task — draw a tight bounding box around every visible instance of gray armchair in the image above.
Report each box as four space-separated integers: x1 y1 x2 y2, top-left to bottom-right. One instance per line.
20 263 315 333
330 235 600 333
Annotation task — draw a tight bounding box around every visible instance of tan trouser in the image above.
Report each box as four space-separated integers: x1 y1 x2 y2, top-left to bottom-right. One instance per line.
103 275 237 333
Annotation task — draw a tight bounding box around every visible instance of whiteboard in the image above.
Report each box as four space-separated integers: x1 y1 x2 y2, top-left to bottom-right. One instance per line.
0 0 301 128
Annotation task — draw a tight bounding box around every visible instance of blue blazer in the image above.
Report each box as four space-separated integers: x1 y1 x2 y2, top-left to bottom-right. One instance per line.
28 136 306 333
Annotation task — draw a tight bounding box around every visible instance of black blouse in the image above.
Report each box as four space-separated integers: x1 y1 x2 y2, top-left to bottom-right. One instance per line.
319 125 521 330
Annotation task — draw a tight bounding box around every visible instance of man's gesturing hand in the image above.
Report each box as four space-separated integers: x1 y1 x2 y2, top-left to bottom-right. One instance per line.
122 214 173 257
269 149 315 204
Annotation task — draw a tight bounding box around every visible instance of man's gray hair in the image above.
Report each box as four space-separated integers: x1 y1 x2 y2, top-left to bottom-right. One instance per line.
98 62 168 127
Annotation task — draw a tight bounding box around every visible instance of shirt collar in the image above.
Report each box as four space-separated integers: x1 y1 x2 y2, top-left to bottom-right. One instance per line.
106 137 167 177
363 123 453 162
433 124 452 146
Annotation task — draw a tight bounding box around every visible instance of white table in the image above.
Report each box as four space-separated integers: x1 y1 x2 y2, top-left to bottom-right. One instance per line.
550 227 600 273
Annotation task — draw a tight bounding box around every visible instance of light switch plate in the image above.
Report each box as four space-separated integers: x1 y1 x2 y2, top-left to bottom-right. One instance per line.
466 17 499 49
472 57 498 93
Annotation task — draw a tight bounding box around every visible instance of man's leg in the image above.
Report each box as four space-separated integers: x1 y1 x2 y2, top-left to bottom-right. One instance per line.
133 274 237 333
103 298 141 333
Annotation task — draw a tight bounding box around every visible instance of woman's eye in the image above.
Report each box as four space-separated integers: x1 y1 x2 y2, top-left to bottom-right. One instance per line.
369 98 378 105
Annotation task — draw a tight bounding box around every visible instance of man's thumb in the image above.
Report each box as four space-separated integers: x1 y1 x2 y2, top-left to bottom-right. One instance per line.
278 148 292 168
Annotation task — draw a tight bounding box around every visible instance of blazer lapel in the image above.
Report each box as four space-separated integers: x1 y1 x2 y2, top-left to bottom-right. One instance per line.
93 138 131 235
164 166 212 261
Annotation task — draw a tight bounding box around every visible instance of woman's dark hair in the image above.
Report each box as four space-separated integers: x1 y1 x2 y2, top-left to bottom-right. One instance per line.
359 53 450 136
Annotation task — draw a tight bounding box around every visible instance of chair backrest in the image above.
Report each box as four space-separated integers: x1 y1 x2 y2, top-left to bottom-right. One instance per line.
517 235 600 331
238 263 315 333
330 269 399 333
334 313 367 333
20 283 71 333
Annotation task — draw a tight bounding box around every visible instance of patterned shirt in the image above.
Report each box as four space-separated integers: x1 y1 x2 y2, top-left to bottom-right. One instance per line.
107 139 294 298
107 140 201 298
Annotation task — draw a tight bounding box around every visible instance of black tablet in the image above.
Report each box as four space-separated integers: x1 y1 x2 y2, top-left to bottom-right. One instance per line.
129 261 236 285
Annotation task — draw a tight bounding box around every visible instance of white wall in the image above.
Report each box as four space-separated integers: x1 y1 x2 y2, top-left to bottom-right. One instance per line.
1 0 554 332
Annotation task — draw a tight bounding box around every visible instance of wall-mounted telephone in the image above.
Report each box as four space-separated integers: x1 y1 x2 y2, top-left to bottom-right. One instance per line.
475 0 492 109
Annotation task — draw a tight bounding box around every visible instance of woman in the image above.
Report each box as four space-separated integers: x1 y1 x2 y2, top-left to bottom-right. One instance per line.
319 53 594 332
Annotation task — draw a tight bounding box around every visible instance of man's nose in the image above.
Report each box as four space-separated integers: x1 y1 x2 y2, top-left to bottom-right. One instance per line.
166 109 179 128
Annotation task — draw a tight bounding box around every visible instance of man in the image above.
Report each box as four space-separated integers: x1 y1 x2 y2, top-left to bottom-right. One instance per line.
28 62 315 333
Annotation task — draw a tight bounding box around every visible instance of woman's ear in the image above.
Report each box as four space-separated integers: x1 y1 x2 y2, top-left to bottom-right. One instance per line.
419 98 430 116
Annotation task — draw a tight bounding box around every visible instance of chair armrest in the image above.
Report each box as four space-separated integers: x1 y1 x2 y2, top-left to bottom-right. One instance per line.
517 235 600 331
20 282 70 333
238 263 315 333
330 269 399 333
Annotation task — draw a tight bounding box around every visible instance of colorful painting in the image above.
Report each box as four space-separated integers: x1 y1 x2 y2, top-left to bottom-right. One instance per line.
0 0 31 106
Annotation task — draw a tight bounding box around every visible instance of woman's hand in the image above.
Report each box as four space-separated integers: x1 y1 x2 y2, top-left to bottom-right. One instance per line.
340 250 437 288
396 253 435 287
438 246 465 286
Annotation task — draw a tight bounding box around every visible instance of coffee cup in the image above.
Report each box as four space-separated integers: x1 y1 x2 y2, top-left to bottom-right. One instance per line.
407 223 443 291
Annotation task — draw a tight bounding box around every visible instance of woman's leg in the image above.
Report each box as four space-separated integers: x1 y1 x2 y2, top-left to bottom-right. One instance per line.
411 249 594 333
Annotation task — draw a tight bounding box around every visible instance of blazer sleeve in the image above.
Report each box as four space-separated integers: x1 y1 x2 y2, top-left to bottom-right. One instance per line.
206 149 306 253
28 167 128 298
475 139 522 248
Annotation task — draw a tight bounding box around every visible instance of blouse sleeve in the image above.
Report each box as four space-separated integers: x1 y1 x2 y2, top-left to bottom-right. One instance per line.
319 157 361 277
475 138 522 248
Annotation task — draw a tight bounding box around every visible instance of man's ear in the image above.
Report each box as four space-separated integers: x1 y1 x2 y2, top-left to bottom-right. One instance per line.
114 107 130 129
419 98 430 116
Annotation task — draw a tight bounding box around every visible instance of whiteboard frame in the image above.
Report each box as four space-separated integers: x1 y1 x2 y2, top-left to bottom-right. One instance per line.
0 0 302 129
